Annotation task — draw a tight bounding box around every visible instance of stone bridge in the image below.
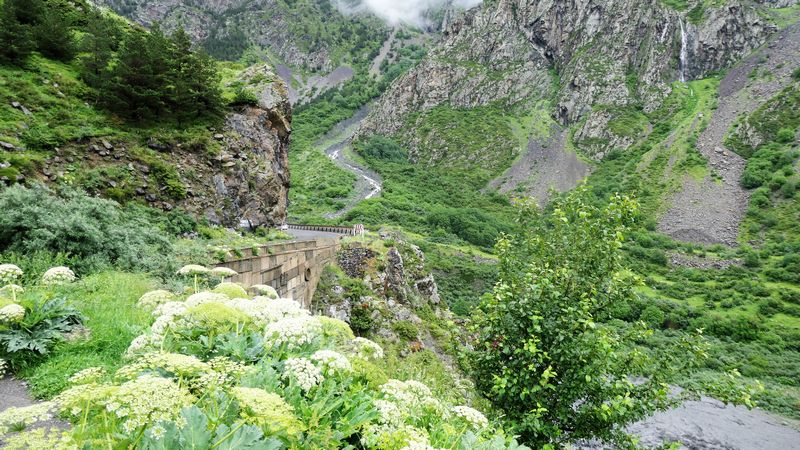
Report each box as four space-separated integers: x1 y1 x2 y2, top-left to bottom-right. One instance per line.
215 224 360 307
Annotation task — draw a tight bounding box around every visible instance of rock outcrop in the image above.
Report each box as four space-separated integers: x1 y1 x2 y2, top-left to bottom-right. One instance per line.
359 0 775 160
35 65 291 228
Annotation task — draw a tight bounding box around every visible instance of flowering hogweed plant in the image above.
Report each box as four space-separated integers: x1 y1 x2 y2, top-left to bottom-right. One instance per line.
41 266 76 286
0 303 25 323
5 283 526 449
0 264 23 285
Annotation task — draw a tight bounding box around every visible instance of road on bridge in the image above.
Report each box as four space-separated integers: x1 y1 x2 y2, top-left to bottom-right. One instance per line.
287 228 350 241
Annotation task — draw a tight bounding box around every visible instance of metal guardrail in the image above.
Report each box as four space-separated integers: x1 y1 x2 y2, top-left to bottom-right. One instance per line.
285 223 360 235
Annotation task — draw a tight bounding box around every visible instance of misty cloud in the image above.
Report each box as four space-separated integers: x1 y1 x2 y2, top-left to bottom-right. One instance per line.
334 0 483 27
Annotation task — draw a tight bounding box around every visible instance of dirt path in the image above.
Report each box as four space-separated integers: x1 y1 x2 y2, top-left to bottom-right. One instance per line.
320 106 383 219
488 128 590 204
658 23 800 246
0 376 68 444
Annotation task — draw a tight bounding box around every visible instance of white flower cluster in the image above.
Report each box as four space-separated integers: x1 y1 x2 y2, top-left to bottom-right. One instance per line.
250 284 279 299
311 350 352 376
104 375 194 433
264 316 322 350
210 267 237 278
0 264 23 285
176 265 209 276
0 284 23 298
351 337 384 360
451 405 488 429
0 358 6 378
0 303 25 323
42 266 76 285
185 292 229 307
69 367 106 385
136 290 175 310
283 357 324 391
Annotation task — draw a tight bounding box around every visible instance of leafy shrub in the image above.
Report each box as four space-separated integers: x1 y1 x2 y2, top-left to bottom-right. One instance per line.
0 296 83 370
470 188 742 447
230 84 260 106
0 185 175 274
392 320 419 341
777 128 796 144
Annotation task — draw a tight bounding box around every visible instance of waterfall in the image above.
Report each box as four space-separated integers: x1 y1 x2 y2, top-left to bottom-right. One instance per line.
679 19 688 83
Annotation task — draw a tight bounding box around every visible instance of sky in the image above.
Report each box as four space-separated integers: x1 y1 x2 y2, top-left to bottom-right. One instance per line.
333 0 483 27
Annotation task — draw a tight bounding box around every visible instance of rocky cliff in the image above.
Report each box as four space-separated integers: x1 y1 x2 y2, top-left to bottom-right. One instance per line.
32 65 291 228
359 0 775 160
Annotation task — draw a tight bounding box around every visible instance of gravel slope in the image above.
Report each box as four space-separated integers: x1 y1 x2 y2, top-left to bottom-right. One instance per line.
487 128 590 204
658 23 800 246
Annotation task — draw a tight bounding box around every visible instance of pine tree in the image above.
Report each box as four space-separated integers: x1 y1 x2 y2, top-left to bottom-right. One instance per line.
35 4 76 61
169 27 224 122
105 25 172 120
79 10 116 90
0 0 36 65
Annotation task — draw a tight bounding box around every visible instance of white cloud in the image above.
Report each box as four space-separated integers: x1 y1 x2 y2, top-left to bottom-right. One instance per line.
334 0 482 27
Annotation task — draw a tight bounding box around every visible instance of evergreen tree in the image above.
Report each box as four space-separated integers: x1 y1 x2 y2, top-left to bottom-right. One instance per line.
169 27 224 122
79 10 117 90
0 0 36 64
35 4 76 61
105 24 172 120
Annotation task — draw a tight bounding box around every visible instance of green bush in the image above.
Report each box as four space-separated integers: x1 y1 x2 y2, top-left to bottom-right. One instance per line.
0 184 175 274
357 136 407 162
777 128 796 144
392 320 419 341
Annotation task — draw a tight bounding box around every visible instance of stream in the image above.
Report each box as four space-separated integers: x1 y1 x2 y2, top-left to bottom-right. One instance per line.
319 106 382 219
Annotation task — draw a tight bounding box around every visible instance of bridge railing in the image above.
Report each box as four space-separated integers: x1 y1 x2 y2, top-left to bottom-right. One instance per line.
286 223 360 235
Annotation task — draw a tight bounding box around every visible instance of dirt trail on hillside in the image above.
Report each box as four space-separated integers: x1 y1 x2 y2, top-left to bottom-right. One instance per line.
370 29 398 76
321 107 383 219
658 23 800 246
488 128 590 204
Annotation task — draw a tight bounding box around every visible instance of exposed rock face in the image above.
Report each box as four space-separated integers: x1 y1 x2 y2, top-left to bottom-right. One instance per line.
204 65 291 227
360 0 774 160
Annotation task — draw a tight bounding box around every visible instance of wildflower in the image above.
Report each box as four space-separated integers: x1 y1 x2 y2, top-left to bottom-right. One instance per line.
55 383 117 419
176 265 209 276
106 375 194 433
311 350 352 376
0 264 23 285
0 427 78 450
116 353 210 381
0 284 23 301
147 423 167 440
136 290 175 310
0 359 6 377
381 379 443 416
451 405 489 429
210 267 238 278
264 316 321 350
282 358 323 391
351 337 384 360
251 284 279 299
42 266 76 285
185 291 229 307
126 335 151 357
361 423 430 450
153 301 188 318
69 367 106 385
0 402 56 436
374 399 404 426
211 282 248 299
0 303 25 323
231 387 303 436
